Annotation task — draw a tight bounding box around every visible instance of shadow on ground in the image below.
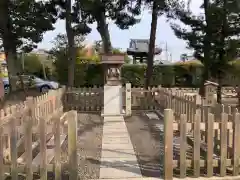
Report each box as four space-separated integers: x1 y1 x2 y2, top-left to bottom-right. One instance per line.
124 112 164 178
87 157 161 177
61 112 103 180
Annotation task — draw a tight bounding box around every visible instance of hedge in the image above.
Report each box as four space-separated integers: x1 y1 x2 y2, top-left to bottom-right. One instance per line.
55 63 204 87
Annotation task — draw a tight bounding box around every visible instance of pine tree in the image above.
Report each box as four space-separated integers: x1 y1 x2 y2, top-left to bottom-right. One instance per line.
49 0 141 86
0 0 57 91
144 0 185 88
79 0 142 53
171 0 240 101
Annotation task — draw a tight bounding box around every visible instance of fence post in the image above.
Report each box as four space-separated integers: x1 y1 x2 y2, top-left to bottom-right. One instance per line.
206 113 214 177
193 111 200 177
220 113 228 177
68 110 78 180
0 127 3 180
39 116 47 180
180 114 187 178
164 109 173 180
192 95 197 122
233 112 240 175
125 83 131 116
26 97 34 180
10 105 17 180
54 115 61 180
180 93 184 114
186 96 190 122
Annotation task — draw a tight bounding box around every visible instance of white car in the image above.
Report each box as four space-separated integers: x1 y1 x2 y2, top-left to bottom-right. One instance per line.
3 75 59 94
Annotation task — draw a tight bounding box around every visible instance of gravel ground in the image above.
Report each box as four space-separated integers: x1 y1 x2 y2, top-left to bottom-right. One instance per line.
124 112 163 178
77 113 103 180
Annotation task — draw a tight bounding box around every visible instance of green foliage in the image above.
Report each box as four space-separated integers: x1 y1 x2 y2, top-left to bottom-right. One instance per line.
21 53 51 79
122 65 146 86
5 0 57 52
52 62 204 87
171 0 240 79
227 60 240 82
49 0 91 35
112 48 131 64
79 0 142 29
92 40 131 63
50 32 133 84
23 54 42 73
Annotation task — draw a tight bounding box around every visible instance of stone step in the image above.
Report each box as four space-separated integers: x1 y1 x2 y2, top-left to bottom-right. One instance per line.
97 178 160 180
103 128 128 132
101 155 138 162
102 143 135 149
102 134 130 137
103 131 129 134
101 149 136 158
102 137 131 144
100 115 142 179
103 129 128 132
103 122 126 125
100 159 139 168
99 167 142 179
101 132 130 136
103 117 125 122
103 127 128 131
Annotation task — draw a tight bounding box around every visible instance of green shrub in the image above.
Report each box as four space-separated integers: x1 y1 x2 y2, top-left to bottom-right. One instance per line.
54 63 205 87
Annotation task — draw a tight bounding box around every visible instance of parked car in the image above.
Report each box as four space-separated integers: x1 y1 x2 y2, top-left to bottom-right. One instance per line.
0 78 5 100
2 75 59 94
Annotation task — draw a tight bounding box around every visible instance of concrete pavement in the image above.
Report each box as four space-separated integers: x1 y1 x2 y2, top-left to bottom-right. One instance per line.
99 116 143 179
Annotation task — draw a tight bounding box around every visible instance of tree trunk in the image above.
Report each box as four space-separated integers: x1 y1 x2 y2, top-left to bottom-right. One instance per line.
96 12 112 53
199 68 209 97
235 86 240 108
145 0 158 89
66 0 75 87
0 0 19 92
216 71 222 104
200 0 211 97
216 0 227 104
41 61 47 80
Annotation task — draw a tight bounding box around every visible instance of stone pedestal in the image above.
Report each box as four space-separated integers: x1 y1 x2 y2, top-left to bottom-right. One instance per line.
102 85 123 116
100 53 126 117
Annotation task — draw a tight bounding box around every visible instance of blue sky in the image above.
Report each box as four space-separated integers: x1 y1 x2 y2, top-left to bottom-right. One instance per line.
38 0 202 62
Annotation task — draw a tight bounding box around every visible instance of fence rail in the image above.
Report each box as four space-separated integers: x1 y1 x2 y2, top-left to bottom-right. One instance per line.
163 109 240 179
64 87 103 111
64 85 238 114
0 87 79 180
154 85 240 179
157 86 239 122
65 86 159 112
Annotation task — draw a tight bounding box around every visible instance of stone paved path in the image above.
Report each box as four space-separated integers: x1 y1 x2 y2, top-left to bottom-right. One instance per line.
99 116 143 179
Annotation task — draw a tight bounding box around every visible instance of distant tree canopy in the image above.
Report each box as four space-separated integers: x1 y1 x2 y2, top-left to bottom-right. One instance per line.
21 53 51 79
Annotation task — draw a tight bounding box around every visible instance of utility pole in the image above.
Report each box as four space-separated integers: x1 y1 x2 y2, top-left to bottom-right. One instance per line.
21 52 24 72
158 41 172 61
169 53 172 62
41 60 47 80
165 42 168 61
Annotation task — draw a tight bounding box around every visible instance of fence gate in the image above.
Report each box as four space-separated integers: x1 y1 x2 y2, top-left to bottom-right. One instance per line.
64 87 104 112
